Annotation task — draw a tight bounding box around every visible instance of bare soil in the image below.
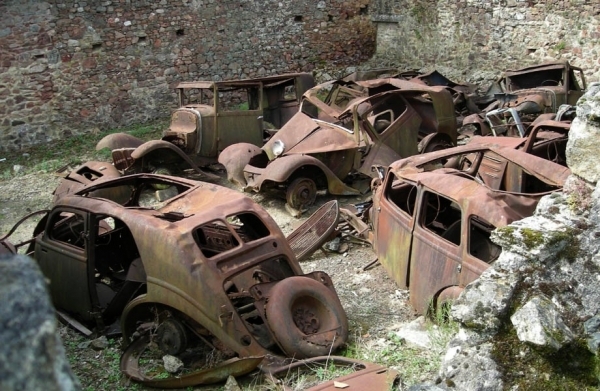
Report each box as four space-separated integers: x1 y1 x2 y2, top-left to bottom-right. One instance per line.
0 164 430 390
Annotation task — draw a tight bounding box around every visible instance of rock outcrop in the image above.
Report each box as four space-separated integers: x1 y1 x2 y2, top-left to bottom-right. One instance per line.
0 254 80 391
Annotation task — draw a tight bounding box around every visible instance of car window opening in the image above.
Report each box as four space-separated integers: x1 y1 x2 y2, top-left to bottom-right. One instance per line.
469 216 502 263
421 191 462 245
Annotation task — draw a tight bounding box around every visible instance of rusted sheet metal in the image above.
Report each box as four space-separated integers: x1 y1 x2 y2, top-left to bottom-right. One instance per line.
121 334 264 388
4 171 350 386
99 73 314 176
367 147 569 314
96 133 145 151
52 161 125 203
266 357 398 391
222 78 458 211
391 143 571 188
287 200 339 261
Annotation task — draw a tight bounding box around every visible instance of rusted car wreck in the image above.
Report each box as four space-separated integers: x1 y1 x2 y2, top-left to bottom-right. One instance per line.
1 171 359 387
97 73 315 177
219 78 457 211
350 145 570 314
463 60 584 137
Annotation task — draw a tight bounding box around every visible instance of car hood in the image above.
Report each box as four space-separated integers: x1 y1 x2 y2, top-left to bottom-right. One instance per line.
263 112 357 160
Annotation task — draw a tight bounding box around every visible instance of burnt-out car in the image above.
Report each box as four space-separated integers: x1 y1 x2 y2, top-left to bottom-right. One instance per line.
219 79 457 212
368 146 570 314
2 172 348 385
463 60 585 136
96 73 314 177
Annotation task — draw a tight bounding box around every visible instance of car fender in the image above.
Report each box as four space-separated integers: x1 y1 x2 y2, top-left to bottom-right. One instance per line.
130 140 219 180
96 132 145 151
257 155 360 196
219 143 264 187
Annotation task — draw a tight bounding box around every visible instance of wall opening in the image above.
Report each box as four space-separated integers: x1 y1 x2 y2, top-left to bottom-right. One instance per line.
176 29 184 36
92 43 102 51
294 15 303 22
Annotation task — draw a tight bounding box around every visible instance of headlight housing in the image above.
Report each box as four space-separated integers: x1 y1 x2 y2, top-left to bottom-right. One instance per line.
272 140 285 156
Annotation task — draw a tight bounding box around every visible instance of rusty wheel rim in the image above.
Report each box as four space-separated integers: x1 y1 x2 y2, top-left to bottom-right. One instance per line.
286 177 317 210
156 318 188 356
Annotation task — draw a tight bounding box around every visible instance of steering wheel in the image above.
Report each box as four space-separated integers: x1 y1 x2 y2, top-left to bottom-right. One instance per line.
541 79 559 86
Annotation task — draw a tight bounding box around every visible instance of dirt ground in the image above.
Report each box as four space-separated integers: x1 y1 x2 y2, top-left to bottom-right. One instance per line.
0 165 433 390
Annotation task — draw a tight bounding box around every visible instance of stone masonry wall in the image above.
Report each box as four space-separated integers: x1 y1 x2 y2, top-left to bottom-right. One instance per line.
371 0 600 84
0 0 375 151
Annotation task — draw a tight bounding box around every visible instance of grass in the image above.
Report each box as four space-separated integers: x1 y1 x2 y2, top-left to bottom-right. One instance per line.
0 119 167 181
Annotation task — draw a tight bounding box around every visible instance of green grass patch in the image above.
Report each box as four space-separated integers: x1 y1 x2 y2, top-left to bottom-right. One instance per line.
0 119 167 181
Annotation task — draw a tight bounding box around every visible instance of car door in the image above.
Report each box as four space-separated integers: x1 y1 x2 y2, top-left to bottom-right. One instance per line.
374 172 417 289
35 208 94 321
409 190 463 314
216 83 264 152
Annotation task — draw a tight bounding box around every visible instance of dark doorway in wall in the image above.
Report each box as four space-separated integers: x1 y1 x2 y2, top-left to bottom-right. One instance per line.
360 6 368 15
294 15 303 22
176 29 185 37
92 43 102 51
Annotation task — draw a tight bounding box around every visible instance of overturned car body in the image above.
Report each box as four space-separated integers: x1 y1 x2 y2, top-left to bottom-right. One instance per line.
219 78 457 211
364 146 570 314
1 171 349 386
97 73 315 177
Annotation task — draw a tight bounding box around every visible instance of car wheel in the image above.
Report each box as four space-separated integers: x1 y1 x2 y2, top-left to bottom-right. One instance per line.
265 276 348 359
156 318 188 356
286 177 317 211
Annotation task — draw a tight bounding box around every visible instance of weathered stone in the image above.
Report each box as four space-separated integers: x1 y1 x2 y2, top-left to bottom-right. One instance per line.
0 254 80 391
566 83 600 183
90 335 109 350
162 355 184 374
511 296 574 350
223 375 242 391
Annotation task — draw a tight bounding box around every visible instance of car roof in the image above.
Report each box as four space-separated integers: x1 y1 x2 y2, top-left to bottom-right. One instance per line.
390 142 570 187
54 174 265 232
174 73 312 90
395 170 541 228
504 60 570 76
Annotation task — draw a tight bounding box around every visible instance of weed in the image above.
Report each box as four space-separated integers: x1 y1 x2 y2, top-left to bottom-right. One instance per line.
555 41 567 51
0 119 167 182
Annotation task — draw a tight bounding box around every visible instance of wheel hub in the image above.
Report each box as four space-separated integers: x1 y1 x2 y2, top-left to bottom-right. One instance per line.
156 318 188 356
292 305 320 335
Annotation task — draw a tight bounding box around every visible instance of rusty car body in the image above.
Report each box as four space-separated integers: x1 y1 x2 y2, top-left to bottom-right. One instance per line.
96 73 315 176
219 78 458 211
1 171 349 386
463 60 585 136
367 146 570 314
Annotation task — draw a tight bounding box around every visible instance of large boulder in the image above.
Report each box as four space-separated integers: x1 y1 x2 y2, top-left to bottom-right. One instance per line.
0 254 80 391
566 82 600 183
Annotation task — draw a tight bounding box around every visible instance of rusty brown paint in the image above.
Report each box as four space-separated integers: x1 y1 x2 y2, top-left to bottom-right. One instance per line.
367 146 570 314
3 171 349 386
220 78 458 210
97 73 315 174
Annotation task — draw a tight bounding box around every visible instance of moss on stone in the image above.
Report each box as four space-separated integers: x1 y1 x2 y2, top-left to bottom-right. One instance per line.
492 326 600 390
521 228 545 250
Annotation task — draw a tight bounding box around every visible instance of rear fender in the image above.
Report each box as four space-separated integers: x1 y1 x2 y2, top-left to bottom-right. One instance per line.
257 155 359 195
96 132 145 151
130 140 218 180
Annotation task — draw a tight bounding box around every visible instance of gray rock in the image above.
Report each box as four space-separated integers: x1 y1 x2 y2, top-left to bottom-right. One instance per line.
393 316 431 349
162 355 184 373
223 375 242 391
0 254 80 391
566 83 600 183
511 296 574 350
440 342 503 391
90 335 109 350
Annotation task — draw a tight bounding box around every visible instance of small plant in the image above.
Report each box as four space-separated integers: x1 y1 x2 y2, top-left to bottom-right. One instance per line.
555 41 567 51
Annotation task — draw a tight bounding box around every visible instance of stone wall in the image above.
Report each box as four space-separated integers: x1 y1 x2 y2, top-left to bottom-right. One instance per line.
0 0 375 151
371 0 600 84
